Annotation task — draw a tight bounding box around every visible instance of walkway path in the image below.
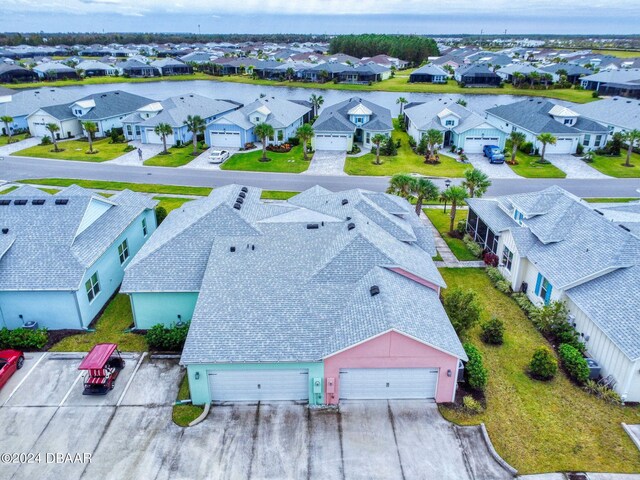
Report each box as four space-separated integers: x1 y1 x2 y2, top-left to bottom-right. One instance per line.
303 150 347 176
545 154 611 179
467 153 522 179
420 210 485 268
107 141 164 166
0 137 41 156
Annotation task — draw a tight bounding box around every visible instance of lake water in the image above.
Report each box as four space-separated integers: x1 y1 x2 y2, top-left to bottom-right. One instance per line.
40 80 574 116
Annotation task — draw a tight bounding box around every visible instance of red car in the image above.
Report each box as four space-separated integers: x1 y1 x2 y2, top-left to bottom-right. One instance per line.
0 349 24 389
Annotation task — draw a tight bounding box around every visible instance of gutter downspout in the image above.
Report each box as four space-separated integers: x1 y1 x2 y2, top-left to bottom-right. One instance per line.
72 290 85 330
620 359 637 404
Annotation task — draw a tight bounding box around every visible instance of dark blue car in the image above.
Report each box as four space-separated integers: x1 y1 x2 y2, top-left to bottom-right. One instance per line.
483 145 505 164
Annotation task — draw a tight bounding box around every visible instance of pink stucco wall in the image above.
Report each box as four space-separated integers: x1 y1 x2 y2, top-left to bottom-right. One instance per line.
324 331 459 404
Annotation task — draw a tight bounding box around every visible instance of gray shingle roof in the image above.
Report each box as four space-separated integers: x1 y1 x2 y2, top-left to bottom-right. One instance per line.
314 97 392 134
209 96 310 130
404 99 489 133
0 88 79 118
572 97 640 131
137 94 238 128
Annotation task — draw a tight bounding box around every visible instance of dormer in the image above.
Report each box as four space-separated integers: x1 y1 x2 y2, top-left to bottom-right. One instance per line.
137 101 163 119
437 108 460 128
250 105 271 125
70 99 95 117
548 104 579 127
347 103 372 126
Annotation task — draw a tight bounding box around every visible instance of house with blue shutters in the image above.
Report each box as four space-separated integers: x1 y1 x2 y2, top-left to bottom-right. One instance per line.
466 186 640 402
0 185 157 330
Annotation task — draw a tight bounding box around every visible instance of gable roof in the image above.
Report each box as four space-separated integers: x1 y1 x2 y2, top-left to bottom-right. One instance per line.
135 94 238 128
314 97 392 134
404 98 492 133
571 97 640 131
209 96 310 130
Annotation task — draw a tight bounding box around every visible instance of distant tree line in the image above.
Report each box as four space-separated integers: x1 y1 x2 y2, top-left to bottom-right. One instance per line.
0 33 332 47
329 34 439 65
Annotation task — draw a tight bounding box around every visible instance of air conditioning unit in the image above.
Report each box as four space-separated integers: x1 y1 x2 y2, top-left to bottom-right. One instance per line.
520 282 528 293
567 314 576 324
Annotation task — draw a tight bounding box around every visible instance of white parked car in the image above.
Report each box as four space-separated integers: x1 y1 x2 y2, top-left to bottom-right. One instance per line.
209 150 230 164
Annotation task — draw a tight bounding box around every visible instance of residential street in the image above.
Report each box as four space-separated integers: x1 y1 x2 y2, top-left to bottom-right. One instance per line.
2 155 640 197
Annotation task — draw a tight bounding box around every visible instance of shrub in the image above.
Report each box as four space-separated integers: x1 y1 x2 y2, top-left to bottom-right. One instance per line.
554 322 585 353
495 280 511 295
0 328 48 350
462 395 484 414
583 380 622 404
485 266 503 285
407 136 416 149
456 219 466 235
530 301 568 335
287 136 300 146
463 343 488 391
443 288 481 336
381 136 397 156
462 234 483 257
529 346 557 380
480 317 505 345
512 293 536 316
483 252 499 267
146 322 190 351
576 143 584 155
519 141 534 154
558 344 589 383
123 145 135 152
40 135 52 146
155 206 167 225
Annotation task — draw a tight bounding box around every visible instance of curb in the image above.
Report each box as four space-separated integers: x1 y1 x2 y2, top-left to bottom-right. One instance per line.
622 423 640 452
188 402 211 427
480 423 518 476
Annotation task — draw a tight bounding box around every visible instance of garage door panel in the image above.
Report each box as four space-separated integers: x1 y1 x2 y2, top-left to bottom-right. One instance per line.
545 138 573 154
464 137 499 153
209 131 241 148
314 134 349 151
208 369 309 402
339 368 438 400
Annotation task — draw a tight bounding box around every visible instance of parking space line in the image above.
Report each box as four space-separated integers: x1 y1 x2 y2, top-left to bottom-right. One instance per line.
2 352 48 407
116 351 147 407
59 372 83 407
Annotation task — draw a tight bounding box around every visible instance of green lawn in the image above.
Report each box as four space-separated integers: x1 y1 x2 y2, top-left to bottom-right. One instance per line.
591 49 640 58
144 146 202 167
20 178 213 196
588 152 640 178
261 190 299 200
12 138 130 162
424 208 478 261
154 196 193 213
173 374 205 427
344 128 469 178
0 186 18 195
0 133 30 146
584 197 639 203
507 152 567 178
220 145 310 173
1 72 213 89
50 294 147 352
439 268 640 474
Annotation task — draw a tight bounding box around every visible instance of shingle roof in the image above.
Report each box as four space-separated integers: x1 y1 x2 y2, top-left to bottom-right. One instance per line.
410 64 449 77
572 97 640 131
314 97 392 134
0 185 156 291
0 88 79 118
137 94 238 128
208 96 310 130
404 98 491 134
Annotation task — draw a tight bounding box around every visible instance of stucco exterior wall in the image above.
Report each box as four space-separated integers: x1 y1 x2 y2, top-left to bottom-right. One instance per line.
129 291 199 329
0 290 81 330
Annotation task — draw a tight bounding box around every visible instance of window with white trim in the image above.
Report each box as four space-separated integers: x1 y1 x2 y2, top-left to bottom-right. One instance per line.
85 273 101 303
583 134 590 146
502 246 513 271
117 239 129 264
142 218 148 237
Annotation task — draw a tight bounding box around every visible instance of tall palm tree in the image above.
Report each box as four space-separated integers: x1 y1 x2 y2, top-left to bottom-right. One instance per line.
254 122 275 162
411 177 439 215
45 123 60 152
424 129 444 161
0 115 13 143
154 123 173 154
462 168 491 198
386 173 415 199
509 131 526 163
296 123 314 161
622 129 640 168
183 115 206 155
442 185 469 233
536 132 557 162
82 121 98 153
396 97 408 115
309 93 324 117
371 134 387 165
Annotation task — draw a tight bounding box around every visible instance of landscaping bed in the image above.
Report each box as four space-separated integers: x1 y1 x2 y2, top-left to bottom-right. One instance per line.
12 138 130 162
424 208 479 261
173 374 204 427
220 145 309 173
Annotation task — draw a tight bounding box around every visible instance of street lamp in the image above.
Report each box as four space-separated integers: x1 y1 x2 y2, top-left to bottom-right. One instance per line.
443 179 452 213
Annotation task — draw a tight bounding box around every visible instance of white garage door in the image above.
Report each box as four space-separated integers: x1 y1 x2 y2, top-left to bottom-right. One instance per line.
209 131 242 148
314 134 350 151
208 369 309 402
339 368 438 400
545 137 574 154
464 136 500 153
145 128 174 145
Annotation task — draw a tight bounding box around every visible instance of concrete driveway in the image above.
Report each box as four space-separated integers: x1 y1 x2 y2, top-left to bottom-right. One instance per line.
466 154 522 179
304 150 347 176
0 353 514 480
544 154 611 179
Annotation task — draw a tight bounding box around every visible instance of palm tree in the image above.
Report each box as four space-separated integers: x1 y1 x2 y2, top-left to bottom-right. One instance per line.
456 99 467 107
154 123 173 154
622 129 640 168
183 115 206 156
411 177 439 215
371 134 387 165
424 129 444 161
285 67 295 81
536 132 557 162
508 131 526 163
296 123 314 161
462 168 491 198
309 93 324 117
442 185 468 233
386 173 415 199
254 122 275 162
396 96 408 115
82 121 98 153
45 123 60 152
0 115 13 143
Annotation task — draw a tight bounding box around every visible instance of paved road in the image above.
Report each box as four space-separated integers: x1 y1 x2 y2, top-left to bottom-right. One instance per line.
2 155 640 197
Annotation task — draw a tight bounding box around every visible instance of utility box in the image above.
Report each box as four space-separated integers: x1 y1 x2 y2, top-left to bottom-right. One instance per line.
313 378 322 394
585 358 601 380
326 377 335 394
23 321 38 330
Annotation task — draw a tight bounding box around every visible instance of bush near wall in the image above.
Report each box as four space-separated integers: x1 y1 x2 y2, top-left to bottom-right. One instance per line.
529 346 558 381
463 342 488 392
146 322 190 351
0 328 48 350
559 344 590 384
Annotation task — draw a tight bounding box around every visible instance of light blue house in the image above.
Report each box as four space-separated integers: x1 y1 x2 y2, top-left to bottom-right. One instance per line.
205 97 312 149
123 93 240 146
0 88 79 134
404 98 507 153
0 185 157 330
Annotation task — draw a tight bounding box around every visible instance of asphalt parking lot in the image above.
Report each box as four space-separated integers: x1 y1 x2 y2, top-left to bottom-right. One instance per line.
0 353 513 480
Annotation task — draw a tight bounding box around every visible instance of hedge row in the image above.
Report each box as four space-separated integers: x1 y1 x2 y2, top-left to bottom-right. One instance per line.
0 328 48 350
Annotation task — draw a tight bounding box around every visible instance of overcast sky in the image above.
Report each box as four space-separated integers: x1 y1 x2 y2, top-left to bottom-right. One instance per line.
1 0 638 34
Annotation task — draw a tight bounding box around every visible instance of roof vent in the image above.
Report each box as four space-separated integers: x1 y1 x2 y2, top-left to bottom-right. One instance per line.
346 216 351 221
0 200 10 206
341 198 349 205
236 197 244 204
347 222 355 230
307 223 319 229
13 199 27 206
619 224 631 232
230 246 236 252
238 191 246 199
370 285 380 297
241 186 248 193
55 198 69 205
31 199 45 205
594 209 604 215
1 228 8 234
233 202 242 210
